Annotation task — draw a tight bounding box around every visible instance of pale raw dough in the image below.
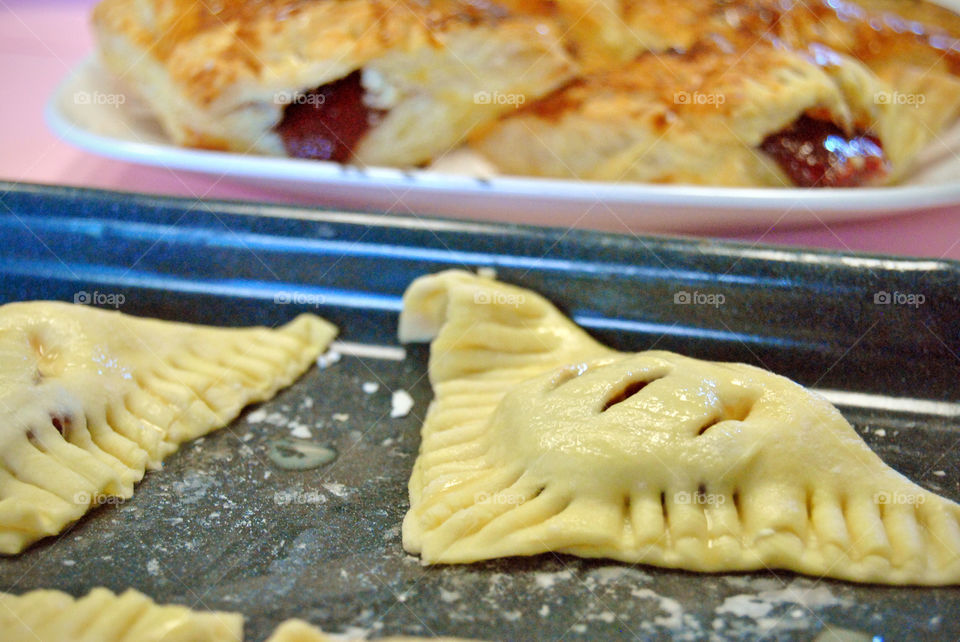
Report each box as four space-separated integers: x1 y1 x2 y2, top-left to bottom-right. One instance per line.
399 270 960 585
0 591 477 642
0 302 337 554
266 618 476 641
0 587 243 642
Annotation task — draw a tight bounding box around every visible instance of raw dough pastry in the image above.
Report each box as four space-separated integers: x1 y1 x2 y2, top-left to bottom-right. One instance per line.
92 0 573 167
266 618 475 641
0 590 476 642
0 587 242 641
399 271 960 585
473 0 960 186
0 302 336 554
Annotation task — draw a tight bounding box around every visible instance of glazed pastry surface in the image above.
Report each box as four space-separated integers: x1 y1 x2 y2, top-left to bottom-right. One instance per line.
0 301 336 553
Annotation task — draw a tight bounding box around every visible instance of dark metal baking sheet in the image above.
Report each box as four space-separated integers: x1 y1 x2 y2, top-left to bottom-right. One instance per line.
0 182 957 641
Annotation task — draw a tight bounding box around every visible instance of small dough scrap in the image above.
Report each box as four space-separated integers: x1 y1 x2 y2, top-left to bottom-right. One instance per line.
0 302 337 554
266 619 477 641
399 270 960 585
0 587 242 641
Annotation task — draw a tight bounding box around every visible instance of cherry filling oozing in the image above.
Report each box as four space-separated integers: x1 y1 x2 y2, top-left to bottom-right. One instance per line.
760 115 889 187
275 71 382 162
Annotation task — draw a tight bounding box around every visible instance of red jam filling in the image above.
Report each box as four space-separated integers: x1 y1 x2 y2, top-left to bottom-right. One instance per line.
760 115 889 187
276 71 382 163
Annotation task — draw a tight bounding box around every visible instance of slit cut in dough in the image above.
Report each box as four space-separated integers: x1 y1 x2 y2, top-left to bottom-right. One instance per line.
0 302 336 554
399 270 960 585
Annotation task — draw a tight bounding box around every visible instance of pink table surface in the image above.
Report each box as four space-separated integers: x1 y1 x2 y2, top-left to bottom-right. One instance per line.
3 0 960 260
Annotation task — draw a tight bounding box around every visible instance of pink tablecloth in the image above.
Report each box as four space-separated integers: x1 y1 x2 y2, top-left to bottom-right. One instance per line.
3 0 960 260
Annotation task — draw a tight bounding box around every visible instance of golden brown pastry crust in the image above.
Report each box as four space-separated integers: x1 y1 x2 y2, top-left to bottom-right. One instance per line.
546 0 960 73
473 0 960 185
92 0 960 184
92 0 574 165
473 41 898 185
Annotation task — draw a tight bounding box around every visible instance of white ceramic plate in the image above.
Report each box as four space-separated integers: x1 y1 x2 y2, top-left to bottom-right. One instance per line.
47 55 960 233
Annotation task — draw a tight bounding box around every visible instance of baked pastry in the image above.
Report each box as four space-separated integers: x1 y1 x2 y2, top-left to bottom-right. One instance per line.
538 0 960 73
399 271 960 585
473 0 960 186
0 302 336 554
92 0 574 167
0 587 242 642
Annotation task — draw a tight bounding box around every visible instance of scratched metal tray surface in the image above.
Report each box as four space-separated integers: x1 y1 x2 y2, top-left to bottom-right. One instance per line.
0 182 958 641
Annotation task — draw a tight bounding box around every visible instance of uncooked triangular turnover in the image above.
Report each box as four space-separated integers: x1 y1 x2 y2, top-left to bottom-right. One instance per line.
0 302 336 554
399 270 960 585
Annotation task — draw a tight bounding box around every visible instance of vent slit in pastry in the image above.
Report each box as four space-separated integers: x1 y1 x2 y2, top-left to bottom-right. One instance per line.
732 489 744 525
25 428 47 452
0 302 336 554
400 270 960 584
601 375 663 412
696 416 722 437
697 398 755 436
50 415 67 434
